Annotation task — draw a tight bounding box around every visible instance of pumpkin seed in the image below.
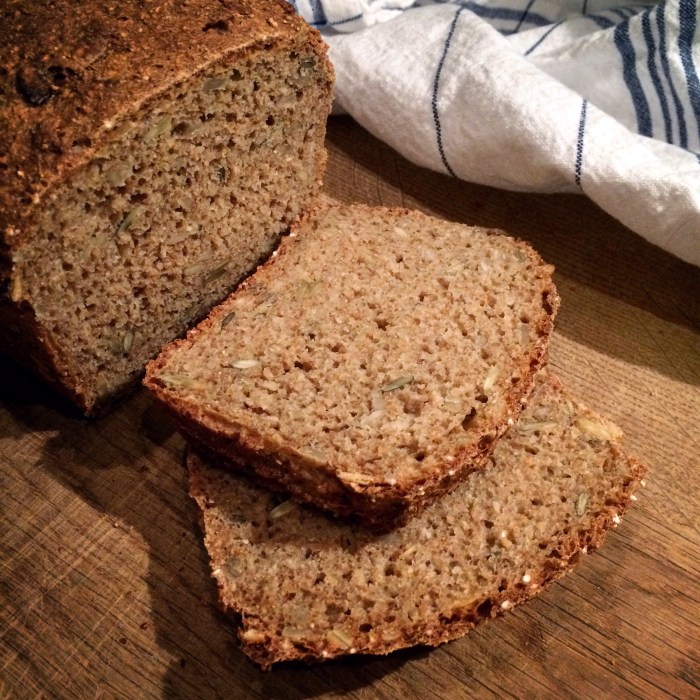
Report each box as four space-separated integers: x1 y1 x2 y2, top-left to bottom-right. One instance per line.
203 258 231 285
381 375 413 393
203 76 228 92
116 209 138 235
220 311 236 328
269 500 295 520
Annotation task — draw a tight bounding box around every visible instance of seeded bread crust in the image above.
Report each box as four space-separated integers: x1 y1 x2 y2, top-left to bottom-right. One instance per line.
0 0 333 414
188 373 646 669
146 203 560 528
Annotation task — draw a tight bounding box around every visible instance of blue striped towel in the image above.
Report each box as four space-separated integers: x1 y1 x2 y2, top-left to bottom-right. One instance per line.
292 0 700 266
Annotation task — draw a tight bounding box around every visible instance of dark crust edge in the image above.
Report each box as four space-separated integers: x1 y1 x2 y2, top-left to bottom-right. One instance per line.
146 203 561 529
187 446 647 671
0 298 94 413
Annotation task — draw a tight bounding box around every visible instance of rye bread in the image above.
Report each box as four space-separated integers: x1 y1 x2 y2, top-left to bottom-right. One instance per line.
146 203 559 528
188 372 646 668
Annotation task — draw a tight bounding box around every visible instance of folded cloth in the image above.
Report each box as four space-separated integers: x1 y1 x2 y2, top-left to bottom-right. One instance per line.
292 0 700 266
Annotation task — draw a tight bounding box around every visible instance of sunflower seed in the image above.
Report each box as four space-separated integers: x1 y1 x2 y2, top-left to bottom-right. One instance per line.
228 359 260 370
122 327 135 354
483 366 499 392
327 629 352 648
575 493 589 517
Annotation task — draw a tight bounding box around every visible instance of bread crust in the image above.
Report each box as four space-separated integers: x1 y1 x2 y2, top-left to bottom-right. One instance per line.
146 203 561 528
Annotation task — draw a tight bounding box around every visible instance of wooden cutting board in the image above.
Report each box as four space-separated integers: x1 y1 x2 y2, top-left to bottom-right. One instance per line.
1 117 698 700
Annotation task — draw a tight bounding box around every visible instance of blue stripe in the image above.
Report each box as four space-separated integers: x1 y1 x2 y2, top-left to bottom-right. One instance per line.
309 13 363 27
657 1 687 147
678 0 700 142
575 99 588 187
614 21 652 137
515 0 539 33
524 21 563 56
642 10 673 144
307 0 325 25
432 7 465 177
588 14 615 30
458 2 551 29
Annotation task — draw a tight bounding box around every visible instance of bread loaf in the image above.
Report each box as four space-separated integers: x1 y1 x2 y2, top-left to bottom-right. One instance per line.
0 0 333 414
146 203 559 527
188 372 645 669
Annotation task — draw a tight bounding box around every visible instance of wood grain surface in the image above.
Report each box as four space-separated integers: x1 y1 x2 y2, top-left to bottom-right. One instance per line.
1 116 699 700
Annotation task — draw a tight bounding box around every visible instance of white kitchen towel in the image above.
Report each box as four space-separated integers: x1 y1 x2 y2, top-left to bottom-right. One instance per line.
292 0 700 266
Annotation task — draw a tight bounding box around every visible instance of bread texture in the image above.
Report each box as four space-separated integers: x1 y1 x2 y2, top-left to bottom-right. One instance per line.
0 0 333 414
146 203 559 527
188 372 646 669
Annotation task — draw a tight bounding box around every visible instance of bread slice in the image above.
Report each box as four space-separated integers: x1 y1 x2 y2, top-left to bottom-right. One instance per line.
0 0 333 415
146 203 559 527
188 372 645 669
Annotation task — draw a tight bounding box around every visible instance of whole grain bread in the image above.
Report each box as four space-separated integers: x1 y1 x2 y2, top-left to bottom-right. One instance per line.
188 372 645 669
0 0 333 415
146 203 560 528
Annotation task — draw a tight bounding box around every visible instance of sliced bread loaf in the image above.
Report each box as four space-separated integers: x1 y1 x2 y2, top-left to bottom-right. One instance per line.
146 203 559 527
0 0 333 414
188 372 645 669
